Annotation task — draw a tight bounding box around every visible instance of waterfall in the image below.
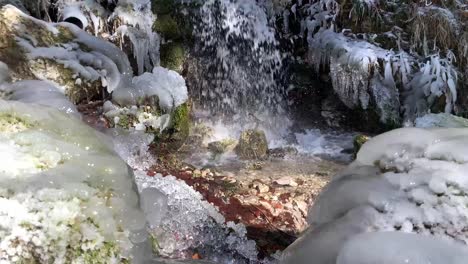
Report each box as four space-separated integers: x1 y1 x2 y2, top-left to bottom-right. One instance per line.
190 0 287 129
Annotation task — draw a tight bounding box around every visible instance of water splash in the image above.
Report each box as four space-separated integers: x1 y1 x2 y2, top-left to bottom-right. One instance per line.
190 0 287 131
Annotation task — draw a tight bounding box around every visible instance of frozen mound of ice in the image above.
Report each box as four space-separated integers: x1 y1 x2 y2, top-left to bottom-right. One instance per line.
0 99 150 263
134 171 260 263
282 127 468 263
112 66 188 110
337 232 468 264
1 80 80 117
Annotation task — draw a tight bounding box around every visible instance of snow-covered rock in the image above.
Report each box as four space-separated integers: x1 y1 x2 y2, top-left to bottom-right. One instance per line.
0 99 149 263
0 4 133 103
415 113 468 128
282 127 468 263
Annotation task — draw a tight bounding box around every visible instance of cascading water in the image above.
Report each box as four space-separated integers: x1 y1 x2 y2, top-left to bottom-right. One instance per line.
190 0 287 130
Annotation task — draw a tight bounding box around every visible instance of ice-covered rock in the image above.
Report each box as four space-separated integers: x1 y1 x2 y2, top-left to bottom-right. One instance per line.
415 113 468 128
0 63 80 117
282 127 468 263
337 232 468 264
0 4 133 103
0 99 150 263
113 66 188 110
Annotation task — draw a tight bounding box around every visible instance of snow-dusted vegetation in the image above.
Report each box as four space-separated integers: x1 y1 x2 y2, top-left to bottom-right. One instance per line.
278 0 466 125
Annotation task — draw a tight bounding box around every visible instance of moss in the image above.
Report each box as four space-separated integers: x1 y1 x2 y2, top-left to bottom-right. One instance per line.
151 0 175 15
353 134 371 157
19 18 74 47
235 129 268 160
208 138 237 154
66 241 124 264
170 102 190 140
153 103 190 152
116 114 137 129
0 113 34 133
153 14 181 40
0 16 34 80
150 233 161 255
30 58 102 104
160 42 185 72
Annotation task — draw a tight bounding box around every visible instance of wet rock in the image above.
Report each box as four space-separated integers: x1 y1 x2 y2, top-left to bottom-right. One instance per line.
268 146 298 158
154 102 191 152
252 182 270 193
245 161 263 171
275 177 298 187
321 96 346 128
207 138 237 155
160 42 186 73
235 129 268 160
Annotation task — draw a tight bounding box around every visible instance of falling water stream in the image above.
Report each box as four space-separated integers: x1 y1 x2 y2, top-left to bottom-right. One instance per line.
187 0 354 159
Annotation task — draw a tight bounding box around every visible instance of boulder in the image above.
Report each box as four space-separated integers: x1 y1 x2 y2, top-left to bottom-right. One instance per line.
0 100 148 263
207 138 237 156
0 5 111 104
235 129 268 160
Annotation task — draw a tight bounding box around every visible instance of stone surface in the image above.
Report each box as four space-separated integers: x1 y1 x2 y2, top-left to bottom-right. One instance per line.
207 138 237 155
235 129 269 160
0 6 103 103
146 150 346 256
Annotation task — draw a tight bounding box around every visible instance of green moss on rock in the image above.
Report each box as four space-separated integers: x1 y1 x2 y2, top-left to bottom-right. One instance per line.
153 14 181 40
208 138 237 157
151 0 175 15
169 102 190 141
160 42 185 72
0 112 34 133
235 129 268 160
154 103 190 152
353 134 370 157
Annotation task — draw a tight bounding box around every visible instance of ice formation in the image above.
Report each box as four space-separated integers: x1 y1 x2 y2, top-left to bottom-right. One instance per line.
0 61 80 117
53 0 160 74
282 127 468 263
2 5 187 112
1 3 133 95
112 0 160 74
127 67 188 110
298 0 464 123
3 80 80 117
415 113 468 128
134 171 261 263
0 99 150 263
